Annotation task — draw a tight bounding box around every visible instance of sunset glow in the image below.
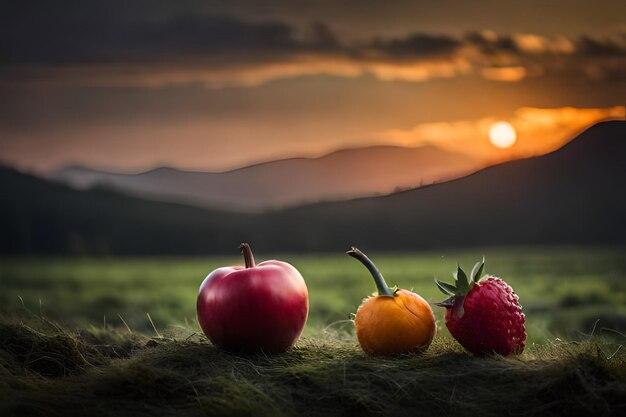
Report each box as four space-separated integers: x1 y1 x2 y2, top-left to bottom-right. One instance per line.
489 122 517 148
379 106 624 164
1 2 625 173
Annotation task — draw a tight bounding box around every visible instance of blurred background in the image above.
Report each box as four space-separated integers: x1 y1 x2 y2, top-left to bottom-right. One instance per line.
1 0 625 343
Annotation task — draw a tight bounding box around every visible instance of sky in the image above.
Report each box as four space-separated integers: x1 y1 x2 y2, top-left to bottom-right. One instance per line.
1 0 625 172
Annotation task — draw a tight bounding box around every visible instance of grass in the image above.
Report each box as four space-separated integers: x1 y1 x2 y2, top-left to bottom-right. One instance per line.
0 315 624 417
1 246 625 416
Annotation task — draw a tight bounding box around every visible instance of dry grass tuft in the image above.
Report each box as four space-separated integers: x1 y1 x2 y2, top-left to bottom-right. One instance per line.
0 315 624 417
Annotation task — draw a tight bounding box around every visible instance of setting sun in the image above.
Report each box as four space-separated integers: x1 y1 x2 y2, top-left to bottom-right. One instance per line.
489 121 517 149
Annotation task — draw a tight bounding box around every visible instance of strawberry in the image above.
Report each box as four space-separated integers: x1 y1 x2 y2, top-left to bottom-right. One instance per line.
435 258 526 356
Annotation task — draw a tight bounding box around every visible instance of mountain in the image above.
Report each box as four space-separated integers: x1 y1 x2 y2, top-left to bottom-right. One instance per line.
2 121 624 255
47 145 481 211
262 120 626 251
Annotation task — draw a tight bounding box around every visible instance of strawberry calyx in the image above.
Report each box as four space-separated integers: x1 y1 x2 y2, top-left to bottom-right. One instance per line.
434 257 485 318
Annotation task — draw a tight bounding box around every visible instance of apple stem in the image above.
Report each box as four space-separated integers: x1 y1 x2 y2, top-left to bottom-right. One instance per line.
239 243 256 268
346 247 394 297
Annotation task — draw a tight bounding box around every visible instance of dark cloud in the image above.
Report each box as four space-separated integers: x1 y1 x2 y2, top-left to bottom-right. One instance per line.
0 4 312 65
577 36 626 56
465 31 518 55
0 1 624 88
306 22 341 49
1 2 462 66
365 34 461 59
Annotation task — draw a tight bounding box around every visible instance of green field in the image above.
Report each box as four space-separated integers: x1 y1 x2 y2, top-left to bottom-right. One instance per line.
1 247 625 416
1 246 625 342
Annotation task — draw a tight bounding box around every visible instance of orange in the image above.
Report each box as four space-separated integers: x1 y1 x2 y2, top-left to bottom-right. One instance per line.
347 247 436 355
355 289 436 355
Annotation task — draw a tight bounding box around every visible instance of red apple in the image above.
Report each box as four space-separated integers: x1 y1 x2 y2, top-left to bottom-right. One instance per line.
197 243 309 352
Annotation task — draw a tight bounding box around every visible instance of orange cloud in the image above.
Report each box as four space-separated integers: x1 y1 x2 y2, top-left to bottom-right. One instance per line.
3 55 474 89
512 34 575 54
379 106 625 162
480 66 528 82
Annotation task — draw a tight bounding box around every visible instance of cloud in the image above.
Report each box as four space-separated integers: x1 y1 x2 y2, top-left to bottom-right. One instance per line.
1 11 314 65
480 66 528 82
379 106 626 161
362 34 462 59
464 30 626 82
1 4 625 88
466 31 578 55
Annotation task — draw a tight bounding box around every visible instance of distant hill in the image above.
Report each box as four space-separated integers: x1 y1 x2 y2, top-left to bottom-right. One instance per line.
0 165 253 255
47 145 480 211
1 121 624 255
